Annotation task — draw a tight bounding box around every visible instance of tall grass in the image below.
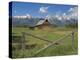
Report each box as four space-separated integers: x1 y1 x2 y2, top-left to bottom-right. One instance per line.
12 27 78 58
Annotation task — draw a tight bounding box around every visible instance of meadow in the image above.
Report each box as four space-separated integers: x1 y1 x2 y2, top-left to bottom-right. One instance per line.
12 27 78 58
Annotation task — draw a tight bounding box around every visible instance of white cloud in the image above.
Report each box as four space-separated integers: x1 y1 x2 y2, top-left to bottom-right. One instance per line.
68 8 73 12
40 6 78 21
54 7 77 21
56 7 78 21
68 7 78 20
39 6 49 13
13 14 32 19
26 14 32 19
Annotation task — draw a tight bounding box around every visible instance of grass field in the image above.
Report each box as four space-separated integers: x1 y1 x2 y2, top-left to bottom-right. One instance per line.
12 27 78 58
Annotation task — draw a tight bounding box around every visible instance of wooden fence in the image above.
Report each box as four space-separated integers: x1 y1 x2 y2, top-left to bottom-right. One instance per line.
12 30 77 57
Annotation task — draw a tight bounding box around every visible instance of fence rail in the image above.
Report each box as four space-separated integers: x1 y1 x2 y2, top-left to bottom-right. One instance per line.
22 32 53 43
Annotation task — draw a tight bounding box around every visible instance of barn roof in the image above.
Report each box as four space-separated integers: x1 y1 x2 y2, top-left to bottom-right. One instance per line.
36 20 46 25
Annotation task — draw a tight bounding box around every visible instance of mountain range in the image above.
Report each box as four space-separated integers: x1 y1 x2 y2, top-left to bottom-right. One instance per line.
12 15 78 27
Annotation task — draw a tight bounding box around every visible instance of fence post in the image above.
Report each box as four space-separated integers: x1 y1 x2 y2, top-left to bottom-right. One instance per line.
71 32 75 50
22 32 26 57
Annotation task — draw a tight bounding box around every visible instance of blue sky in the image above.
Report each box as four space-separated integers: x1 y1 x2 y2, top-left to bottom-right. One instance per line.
12 1 77 18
